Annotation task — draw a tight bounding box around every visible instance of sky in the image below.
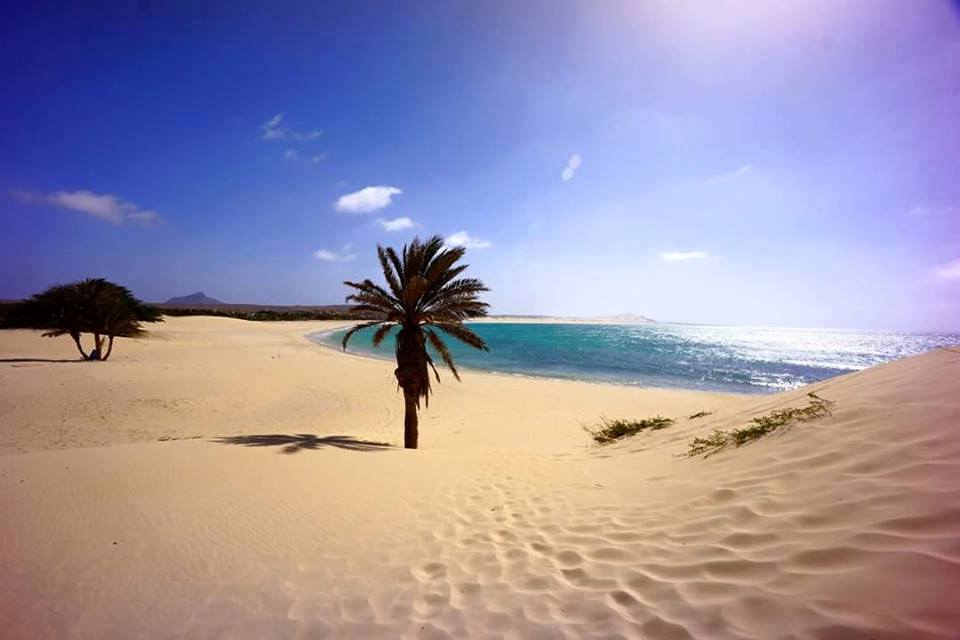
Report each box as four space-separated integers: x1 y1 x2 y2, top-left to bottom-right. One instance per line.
2 0 959 331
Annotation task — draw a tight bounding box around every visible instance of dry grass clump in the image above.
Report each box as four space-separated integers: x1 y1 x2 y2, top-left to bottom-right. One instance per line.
586 416 675 445
686 392 834 457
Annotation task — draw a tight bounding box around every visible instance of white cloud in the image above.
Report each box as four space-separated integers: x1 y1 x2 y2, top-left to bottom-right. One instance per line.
126 210 160 223
313 243 357 262
932 258 960 281
660 250 709 262
445 231 491 249
705 165 753 183
335 186 402 213
261 113 286 140
284 149 299 160
908 204 957 217
14 189 161 225
311 153 327 163
261 112 323 142
561 153 582 181
377 216 415 231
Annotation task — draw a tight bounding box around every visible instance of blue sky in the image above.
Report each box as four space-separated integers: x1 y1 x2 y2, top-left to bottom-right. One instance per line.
2 1 959 331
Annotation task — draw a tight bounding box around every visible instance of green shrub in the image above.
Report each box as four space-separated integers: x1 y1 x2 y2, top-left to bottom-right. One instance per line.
686 429 730 456
586 415 675 445
685 392 834 457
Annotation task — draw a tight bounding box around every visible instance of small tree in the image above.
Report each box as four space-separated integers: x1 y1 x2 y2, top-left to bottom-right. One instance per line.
2 279 162 360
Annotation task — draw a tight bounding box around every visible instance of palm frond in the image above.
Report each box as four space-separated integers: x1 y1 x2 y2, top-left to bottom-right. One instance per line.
343 279 400 308
423 246 464 286
371 322 395 347
345 291 395 311
425 327 460 381
377 246 404 300
401 276 428 311
425 352 441 384
384 246 405 285
418 236 447 275
431 322 489 351
418 259 468 311
341 320 384 349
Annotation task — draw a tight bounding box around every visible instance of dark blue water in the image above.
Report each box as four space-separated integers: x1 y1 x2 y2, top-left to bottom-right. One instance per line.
312 323 959 394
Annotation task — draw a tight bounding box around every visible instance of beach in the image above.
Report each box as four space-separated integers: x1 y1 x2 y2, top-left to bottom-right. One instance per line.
2 316 959 639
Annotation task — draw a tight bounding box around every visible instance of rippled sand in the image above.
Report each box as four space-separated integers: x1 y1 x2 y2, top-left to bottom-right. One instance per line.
1 318 958 639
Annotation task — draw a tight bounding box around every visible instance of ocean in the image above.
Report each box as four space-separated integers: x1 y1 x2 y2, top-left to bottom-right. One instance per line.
312 323 959 394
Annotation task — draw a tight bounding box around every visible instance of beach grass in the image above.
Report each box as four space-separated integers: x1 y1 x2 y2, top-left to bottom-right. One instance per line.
586 415 675 444
686 392 834 457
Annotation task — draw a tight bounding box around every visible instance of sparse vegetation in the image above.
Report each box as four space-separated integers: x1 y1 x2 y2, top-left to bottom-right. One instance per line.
2 279 162 360
689 410 713 420
685 392 834 457
586 415 675 445
159 307 367 321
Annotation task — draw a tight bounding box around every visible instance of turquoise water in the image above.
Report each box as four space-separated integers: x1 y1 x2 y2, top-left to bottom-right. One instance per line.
313 323 959 394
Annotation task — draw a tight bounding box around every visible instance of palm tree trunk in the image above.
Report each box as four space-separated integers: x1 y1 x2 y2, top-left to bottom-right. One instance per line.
102 335 115 361
70 331 89 360
402 386 419 449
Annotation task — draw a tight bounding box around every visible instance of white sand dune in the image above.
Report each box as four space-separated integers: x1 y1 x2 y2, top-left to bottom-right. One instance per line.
1 318 958 639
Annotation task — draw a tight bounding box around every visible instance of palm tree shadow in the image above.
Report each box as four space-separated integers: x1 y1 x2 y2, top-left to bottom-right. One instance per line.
0 358 85 363
213 433 393 454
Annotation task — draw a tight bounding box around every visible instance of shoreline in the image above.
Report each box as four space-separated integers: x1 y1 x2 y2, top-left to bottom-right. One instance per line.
0 317 744 455
308 321 959 396
307 327 767 396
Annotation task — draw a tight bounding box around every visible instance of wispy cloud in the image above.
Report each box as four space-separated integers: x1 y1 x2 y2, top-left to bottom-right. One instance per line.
284 149 299 160
260 113 323 142
311 153 327 163
932 258 960 281
660 250 709 262
336 186 402 213
561 153 582 181
705 165 753 183
14 189 161 225
313 243 356 262
261 113 286 140
908 204 957 217
445 231 491 249
377 216 415 231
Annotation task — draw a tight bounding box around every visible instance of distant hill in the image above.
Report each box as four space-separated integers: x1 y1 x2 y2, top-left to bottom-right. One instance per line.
165 292 223 306
152 296 368 321
594 313 656 324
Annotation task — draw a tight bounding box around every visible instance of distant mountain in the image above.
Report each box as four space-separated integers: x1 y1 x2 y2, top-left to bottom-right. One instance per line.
165 292 223 306
593 313 656 324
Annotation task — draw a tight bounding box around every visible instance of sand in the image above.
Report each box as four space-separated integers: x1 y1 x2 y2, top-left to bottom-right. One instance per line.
1 317 958 639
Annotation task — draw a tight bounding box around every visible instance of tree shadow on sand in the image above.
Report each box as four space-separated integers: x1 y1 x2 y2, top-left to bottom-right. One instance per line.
0 358 85 364
213 433 393 454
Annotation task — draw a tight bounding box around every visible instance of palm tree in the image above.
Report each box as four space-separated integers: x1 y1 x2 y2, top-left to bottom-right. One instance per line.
342 236 490 449
3 278 162 360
